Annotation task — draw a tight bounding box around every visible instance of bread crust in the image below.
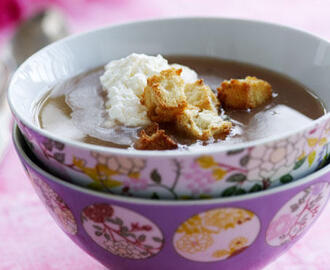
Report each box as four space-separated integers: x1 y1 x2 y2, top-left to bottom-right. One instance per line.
141 68 187 122
141 68 233 141
134 123 178 150
217 76 272 109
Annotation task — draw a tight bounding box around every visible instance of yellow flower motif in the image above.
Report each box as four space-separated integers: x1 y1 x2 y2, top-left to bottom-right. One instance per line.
176 215 217 235
197 156 217 169
319 137 327 146
297 151 306 161
307 137 327 148
176 215 203 235
308 150 316 167
307 138 318 147
128 172 140 179
204 209 254 231
175 233 213 254
73 157 122 188
229 236 248 252
212 168 227 181
212 249 230 258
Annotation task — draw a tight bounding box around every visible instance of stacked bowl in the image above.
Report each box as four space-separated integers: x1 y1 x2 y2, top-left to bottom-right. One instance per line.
8 18 330 270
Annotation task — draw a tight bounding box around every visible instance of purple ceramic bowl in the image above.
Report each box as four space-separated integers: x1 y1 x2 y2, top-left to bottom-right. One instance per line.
8 18 330 199
13 125 330 270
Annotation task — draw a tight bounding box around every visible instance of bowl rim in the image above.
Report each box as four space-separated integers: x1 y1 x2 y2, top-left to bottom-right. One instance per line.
13 124 330 206
8 16 330 158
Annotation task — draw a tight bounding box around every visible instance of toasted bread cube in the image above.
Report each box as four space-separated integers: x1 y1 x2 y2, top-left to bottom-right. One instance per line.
176 106 232 140
217 76 272 109
141 68 187 122
134 123 178 150
184 79 220 113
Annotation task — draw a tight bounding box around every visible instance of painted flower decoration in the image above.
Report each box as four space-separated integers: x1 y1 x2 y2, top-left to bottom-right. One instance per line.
82 204 164 259
107 240 146 259
266 213 296 242
204 208 254 231
83 203 114 223
27 171 77 235
174 208 260 262
91 152 146 175
175 233 213 254
183 162 215 194
246 134 306 181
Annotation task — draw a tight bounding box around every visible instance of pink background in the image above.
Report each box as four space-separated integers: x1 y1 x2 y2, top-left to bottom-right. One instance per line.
1 0 330 269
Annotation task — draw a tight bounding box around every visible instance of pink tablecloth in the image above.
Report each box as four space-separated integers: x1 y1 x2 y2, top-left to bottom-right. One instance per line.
1 1 330 269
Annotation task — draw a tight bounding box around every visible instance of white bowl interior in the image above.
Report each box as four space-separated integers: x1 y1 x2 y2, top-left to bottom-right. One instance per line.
8 18 330 141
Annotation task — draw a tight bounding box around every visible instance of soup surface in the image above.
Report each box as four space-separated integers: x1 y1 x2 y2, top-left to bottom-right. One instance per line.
36 56 326 150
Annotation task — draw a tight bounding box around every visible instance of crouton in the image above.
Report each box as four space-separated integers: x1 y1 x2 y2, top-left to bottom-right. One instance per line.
141 68 187 122
176 106 232 140
217 76 272 109
184 79 220 113
134 123 178 150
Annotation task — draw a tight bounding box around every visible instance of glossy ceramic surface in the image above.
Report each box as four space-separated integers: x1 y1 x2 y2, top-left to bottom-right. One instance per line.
13 125 330 270
9 18 330 199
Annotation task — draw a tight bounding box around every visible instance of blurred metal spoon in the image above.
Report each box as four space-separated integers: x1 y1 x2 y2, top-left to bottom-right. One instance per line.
11 9 69 66
0 9 69 159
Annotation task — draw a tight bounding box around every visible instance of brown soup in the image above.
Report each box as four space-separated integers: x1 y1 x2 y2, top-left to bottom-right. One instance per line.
36 56 326 150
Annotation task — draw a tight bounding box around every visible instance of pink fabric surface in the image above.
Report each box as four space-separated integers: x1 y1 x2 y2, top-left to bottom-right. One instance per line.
1 0 330 269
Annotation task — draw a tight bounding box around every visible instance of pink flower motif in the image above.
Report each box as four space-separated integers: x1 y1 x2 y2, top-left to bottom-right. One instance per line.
267 213 296 242
120 176 149 191
246 134 306 181
183 162 214 194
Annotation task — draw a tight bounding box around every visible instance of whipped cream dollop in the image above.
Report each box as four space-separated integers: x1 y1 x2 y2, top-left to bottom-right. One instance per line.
100 53 197 127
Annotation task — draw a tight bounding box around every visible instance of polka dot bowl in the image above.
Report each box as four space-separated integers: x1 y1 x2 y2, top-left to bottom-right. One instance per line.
13 124 330 270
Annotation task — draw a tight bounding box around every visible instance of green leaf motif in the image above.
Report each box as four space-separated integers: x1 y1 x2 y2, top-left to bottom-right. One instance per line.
121 226 129 233
199 194 212 199
87 182 104 191
106 217 123 225
227 149 244 155
226 173 247 183
249 184 263 193
95 231 102 236
115 217 123 226
138 234 146 242
239 155 250 167
150 169 162 183
235 188 247 195
222 186 237 197
152 237 163 243
151 192 160 199
222 186 248 197
280 174 293 184
293 157 307 170
93 225 102 231
104 233 110 240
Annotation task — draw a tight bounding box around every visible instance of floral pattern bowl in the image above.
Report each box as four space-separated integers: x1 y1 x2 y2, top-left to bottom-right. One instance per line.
13 125 330 270
8 18 330 199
